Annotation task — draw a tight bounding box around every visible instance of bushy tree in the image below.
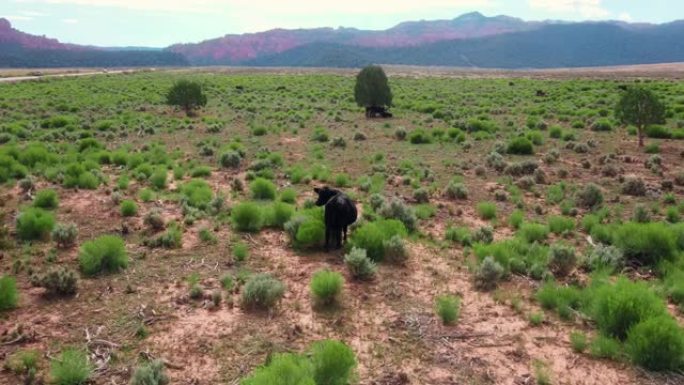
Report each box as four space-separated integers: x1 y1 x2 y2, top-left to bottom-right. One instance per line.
166 80 207 116
354 66 392 109
615 87 666 147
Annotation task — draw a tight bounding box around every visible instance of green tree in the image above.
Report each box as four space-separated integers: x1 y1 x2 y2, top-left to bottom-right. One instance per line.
166 80 207 116
354 65 392 110
615 87 665 147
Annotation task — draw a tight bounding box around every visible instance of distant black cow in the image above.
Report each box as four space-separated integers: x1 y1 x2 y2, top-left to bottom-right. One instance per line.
365 106 393 118
314 186 358 250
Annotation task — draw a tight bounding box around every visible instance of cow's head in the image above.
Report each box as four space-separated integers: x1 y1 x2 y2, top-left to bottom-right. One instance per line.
313 186 339 206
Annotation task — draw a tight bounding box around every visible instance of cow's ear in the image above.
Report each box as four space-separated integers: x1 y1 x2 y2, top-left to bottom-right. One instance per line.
313 187 321 194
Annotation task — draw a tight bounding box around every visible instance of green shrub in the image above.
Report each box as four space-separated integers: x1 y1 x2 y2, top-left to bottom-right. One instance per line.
233 242 249 262
383 235 409 264
0 275 18 311
589 336 622 360
536 281 583 320
507 137 534 155
548 243 577 277
310 270 344 306
16 207 55 240
476 202 497 220
295 219 325 249
190 166 211 178
120 200 138 217
219 150 242 169
518 223 549 243
435 294 460 325
241 353 313 385
626 316 684 371
586 244 624 273
408 129 432 144
232 202 264 232
5 349 39 375
241 274 285 310
575 183 603 210
149 168 167 190
377 198 417 232
52 223 78 248
280 188 297 203
344 247 376 281
78 235 128 276
570 332 588 353
267 202 295 228
30 267 78 296
250 178 277 200
445 226 472 246
349 219 407 261
613 222 677 265
593 278 666 340
547 216 575 235
34 189 59 209
310 340 357 385
144 222 182 249
445 181 468 200
508 210 524 229
181 179 213 210
474 256 504 291
130 360 169 385
50 348 92 385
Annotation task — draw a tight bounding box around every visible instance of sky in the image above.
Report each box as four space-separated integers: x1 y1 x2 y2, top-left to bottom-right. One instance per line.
0 0 679 47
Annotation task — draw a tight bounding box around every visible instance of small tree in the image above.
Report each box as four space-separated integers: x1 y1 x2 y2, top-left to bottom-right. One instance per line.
354 65 392 111
615 87 665 147
166 80 207 116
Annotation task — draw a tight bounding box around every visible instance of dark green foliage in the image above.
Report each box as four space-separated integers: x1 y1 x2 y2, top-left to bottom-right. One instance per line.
310 340 357 385
33 188 59 209
626 316 684 371
250 178 277 200
50 348 92 385
16 207 55 241
310 270 343 306
518 223 549 243
120 199 138 217
130 360 169 385
166 80 207 116
78 235 128 276
241 274 285 310
589 335 622 360
349 219 407 261
615 87 666 147
354 65 392 108
435 294 461 325
507 137 534 155
592 278 666 340
613 222 677 265
547 216 575 235
232 202 264 232
0 275 18 311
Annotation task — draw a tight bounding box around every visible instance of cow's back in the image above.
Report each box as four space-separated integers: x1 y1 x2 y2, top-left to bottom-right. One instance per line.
325 194 357 228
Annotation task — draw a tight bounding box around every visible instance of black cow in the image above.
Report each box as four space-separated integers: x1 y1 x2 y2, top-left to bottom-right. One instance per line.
314 187 358 250
365 106 393 118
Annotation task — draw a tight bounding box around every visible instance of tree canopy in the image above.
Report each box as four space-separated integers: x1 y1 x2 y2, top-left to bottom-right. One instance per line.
166 80 207 116
615 87 666 147
354 66 392 109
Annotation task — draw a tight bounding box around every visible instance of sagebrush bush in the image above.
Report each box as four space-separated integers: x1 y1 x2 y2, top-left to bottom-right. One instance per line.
518 223 549 243
445 181 468 200
310 339 357 385
295 219 326 249
445 226 472 246
570 332 588 353
219 150 242 169
30 267 78 296
144 222 182 249
33 188 59 209
79 235 128 276
435 294 460 325
143 209 165 231
266 202 295 228
0 275 18 311
575 183 603 210
52 222 78 248
626 316 684 371
241 353 313 385
474 256 504 291
232 242 249 262
622 177 646 196
16 207 55 241
50 348 92 385
349 219 407 261
507 137 534 155
472 226 494 244
593 278 666 340
547 216 575 235
508 210 524 229
250 178 277 200
613 222 677 265
232 202 264 232
344 247 376 281
310 270 344 306
280 188 297 204
383 235 409 264
586 244 624 272
589 335 622 360
548 243 577 277
536 281 583 320
181 179 213 210
377 198 417 231
241 274 285 310
120 199 138 217
476 202 497 220
130 360 169 385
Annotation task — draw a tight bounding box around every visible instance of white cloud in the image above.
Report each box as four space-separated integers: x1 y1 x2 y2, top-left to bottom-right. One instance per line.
617 12 632 22
12 0 497 14
61 18 77 23
528 0 610 19
20 10 48 17
2 15 34 21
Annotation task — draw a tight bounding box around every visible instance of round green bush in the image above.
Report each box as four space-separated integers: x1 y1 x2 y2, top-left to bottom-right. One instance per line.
78 235 128 276
149 168 167 190
241 353 313 385
626 316 684 371
33 189 59 209
120 200 138 217
310 340 357 385
435 294 461 325
250 178 277 200
268 202 295 228
310 270 344 306
518 223 549 243
349 219 407 261
507 137 534 155
280 188 297 204
219 150 241 169
181 179 213 210
16 207 55 241
344 247 376 281
295 219 325 249
0 275 18 311
476 202 497 220
593 278 666 340
231 202 263 232
50 348 92 385
613 222 677 266
241 274 285 310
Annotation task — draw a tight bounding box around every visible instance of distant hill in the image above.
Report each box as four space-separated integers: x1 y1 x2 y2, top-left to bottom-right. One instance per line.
0 18 188 68
245 22 684 69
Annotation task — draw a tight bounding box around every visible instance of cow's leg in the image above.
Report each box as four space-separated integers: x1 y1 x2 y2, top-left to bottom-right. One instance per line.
343 226 348 243
324 226 331 251
336 228 343 249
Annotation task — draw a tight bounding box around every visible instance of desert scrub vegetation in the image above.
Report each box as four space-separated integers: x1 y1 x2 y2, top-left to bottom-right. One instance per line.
130 360 169 385
435 294 461 325
0 275 18 311
349 219 407 261
33 188 59 209
50 348 92 385
30 266 78 296
79 235 128 276
52 223 78 248
241 274 285 310
344 247 376 281
310 270 344 307
16 207 55 241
